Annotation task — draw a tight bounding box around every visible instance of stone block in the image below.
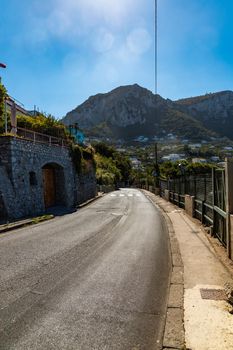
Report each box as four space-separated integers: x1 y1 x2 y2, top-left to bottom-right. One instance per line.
168 284 183 308
172 253 183 267
171 266 184 284
164 189 170 201
185 194 195 217
163 308 185 349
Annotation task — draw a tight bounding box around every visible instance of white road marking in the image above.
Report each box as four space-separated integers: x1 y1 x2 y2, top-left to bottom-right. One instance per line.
110 193 142 198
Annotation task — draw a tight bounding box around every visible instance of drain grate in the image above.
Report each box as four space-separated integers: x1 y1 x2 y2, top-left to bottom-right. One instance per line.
200 288 227 301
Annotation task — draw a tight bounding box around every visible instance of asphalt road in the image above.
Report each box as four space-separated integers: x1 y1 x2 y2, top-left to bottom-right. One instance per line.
0 189 171 350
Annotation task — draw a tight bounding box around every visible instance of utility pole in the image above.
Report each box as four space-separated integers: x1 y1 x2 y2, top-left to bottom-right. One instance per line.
154 0 157 95
154 142 160 189
155 142 158 166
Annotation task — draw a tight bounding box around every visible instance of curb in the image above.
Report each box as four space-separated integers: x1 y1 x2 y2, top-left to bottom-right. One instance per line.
0 215 54 234
142 190 186 350
77 193 104 209
0 219 34 234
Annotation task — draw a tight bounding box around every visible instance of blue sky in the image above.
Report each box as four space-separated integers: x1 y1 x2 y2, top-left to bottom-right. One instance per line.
0 0 233 117
158 0 233 100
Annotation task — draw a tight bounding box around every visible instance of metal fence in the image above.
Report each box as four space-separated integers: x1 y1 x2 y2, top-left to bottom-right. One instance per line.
16 127 68 147
159 169 227 247
213 169 227 246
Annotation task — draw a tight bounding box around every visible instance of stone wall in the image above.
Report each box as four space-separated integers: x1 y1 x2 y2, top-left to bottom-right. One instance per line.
0 136 96 221
76 169 97 205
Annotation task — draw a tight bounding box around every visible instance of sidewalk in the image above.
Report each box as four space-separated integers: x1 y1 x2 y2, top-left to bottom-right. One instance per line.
145 191 233 350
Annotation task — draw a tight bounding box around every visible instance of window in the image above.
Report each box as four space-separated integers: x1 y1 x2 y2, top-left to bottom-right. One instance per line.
29 171 37 186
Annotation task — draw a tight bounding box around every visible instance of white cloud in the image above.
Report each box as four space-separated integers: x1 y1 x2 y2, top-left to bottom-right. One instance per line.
11 0 155 117
54 0 140 28
126 28 152 55
27 0 143 44
93 28 115 53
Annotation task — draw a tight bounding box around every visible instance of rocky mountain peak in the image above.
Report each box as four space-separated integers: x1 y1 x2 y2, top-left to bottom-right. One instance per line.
63 84 159 129
62 85 233 142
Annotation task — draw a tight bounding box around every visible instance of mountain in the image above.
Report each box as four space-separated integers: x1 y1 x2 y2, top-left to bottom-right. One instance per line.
175 91 233 140
63 84 233 142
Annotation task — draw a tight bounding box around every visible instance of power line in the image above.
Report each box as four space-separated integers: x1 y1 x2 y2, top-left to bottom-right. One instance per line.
155 0 157 95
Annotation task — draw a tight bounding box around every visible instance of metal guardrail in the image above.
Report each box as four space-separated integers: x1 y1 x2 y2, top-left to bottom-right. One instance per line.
160 169 227 248
169 192 185 209
194 199 213 225
16 127 68 147
193 198 227 246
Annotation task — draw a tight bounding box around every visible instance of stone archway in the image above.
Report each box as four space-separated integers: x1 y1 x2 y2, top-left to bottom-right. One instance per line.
42 163 66 208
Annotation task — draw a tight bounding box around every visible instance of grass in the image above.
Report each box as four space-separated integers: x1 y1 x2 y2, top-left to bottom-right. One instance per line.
31 214 54 224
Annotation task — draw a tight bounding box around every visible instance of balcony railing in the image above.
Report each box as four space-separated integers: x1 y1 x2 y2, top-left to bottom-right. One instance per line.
16 127 68 147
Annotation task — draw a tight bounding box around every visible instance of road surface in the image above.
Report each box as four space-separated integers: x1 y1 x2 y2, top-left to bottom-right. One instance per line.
0 189 171 350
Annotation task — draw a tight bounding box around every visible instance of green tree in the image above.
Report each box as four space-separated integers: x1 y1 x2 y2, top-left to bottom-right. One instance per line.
93 142 133 186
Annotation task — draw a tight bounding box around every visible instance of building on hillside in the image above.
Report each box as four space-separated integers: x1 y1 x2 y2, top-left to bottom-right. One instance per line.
192 158 207 164
161 154 186 162
190 143 202 149
5 96 29 117
210 156 220 162
129 157 142 169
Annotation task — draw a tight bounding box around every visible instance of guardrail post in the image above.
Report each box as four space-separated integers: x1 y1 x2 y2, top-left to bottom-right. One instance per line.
212 167 216 237
201 200 205 224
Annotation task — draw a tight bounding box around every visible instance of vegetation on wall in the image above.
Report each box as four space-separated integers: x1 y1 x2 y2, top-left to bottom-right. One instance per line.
69 143 96 175
17 114 70 139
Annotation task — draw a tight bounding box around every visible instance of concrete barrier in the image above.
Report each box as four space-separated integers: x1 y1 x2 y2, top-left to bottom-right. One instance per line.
185 195 195 218
155 187 160 196
164 189 170 201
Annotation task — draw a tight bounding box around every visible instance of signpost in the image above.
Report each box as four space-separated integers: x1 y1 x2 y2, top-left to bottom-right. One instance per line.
0 62 6 84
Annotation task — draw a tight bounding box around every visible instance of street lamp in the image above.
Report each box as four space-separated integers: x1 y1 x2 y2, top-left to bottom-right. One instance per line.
0 62 6 84
178 163 187 194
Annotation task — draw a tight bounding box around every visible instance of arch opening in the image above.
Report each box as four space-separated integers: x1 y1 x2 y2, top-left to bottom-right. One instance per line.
42 163 66 208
